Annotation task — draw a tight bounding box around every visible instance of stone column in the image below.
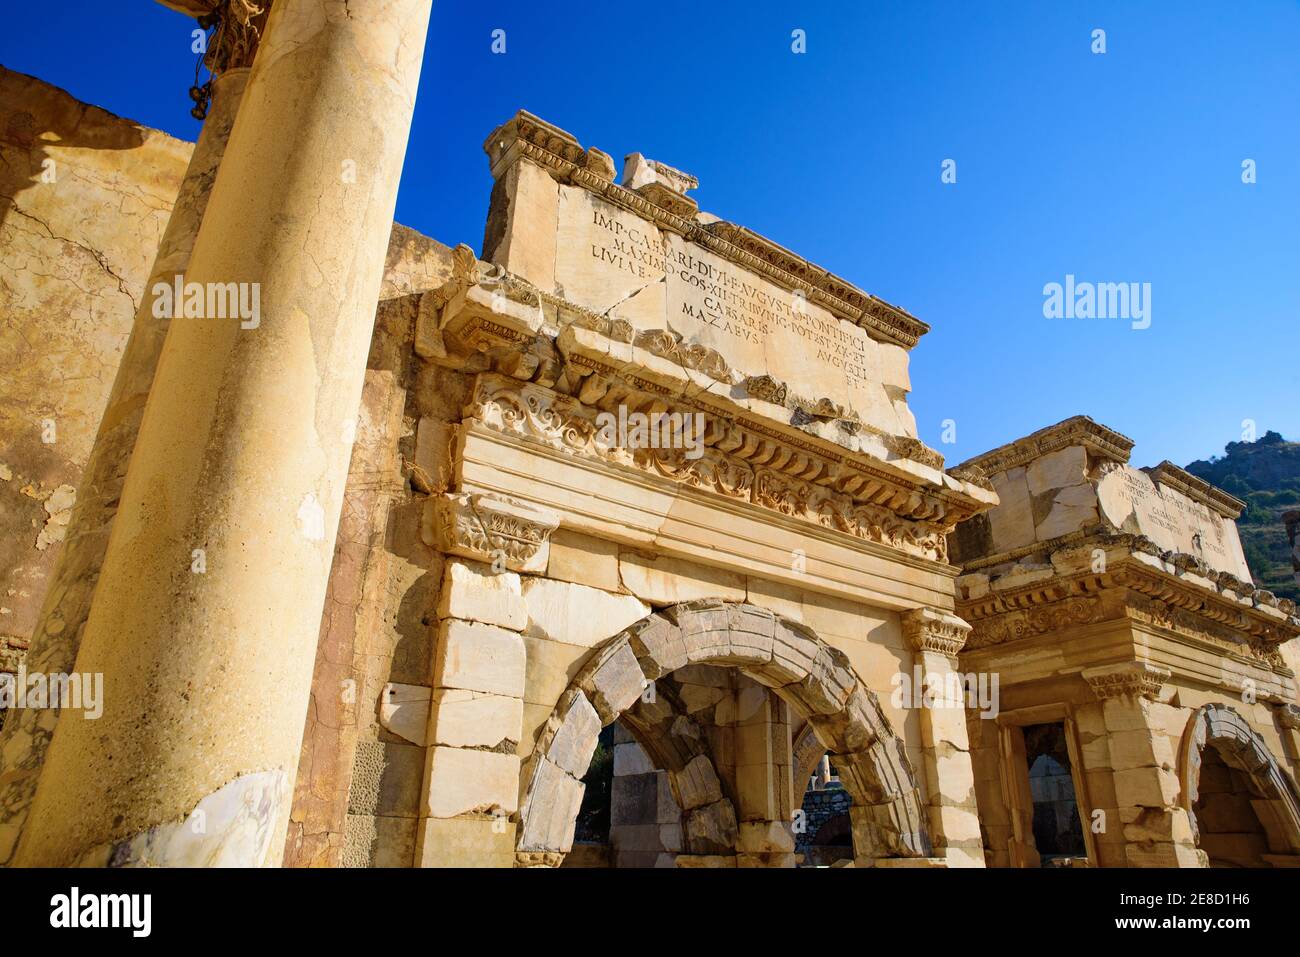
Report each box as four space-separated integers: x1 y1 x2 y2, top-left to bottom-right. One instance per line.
15 0 433 867
1081 661 1203 867
0 64 251 866
814 754 832 790
901 607 986 867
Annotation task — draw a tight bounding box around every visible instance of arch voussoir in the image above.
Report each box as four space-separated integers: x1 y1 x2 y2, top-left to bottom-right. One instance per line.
516 689 602 859
808 683 890 755
625 613 688 678
768 616 822 685
578 635 650 724
665 598 770 667
779 644 858 717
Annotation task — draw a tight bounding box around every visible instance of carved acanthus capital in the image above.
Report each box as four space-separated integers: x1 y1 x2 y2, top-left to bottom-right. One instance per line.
424 492 560 573
1082 661 1170 701
203 1 268 73
901 607 972 660
185 1 268 119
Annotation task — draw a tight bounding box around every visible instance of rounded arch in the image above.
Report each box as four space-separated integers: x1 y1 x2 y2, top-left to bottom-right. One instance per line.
793 720 828 791
516 599 930 865
1179 703 1300 860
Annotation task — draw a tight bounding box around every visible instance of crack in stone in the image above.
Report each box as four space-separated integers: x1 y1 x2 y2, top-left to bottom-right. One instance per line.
7 204 139 312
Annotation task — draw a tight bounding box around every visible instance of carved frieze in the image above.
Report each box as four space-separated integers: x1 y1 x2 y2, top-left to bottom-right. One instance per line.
958 545 1298 675
464 374 954 563
965 596 1105 651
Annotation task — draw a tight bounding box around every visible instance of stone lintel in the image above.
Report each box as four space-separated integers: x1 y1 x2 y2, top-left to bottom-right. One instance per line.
463 372 970 565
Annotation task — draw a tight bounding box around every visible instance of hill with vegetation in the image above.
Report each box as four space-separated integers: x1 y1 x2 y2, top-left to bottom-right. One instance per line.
1184 431 1300 602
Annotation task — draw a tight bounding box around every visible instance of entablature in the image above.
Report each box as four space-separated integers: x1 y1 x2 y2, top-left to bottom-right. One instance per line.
955 534 1300 692
413 247 996 569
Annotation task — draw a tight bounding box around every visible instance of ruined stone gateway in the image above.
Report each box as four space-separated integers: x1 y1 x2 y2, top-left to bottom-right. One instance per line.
1 1 1298 871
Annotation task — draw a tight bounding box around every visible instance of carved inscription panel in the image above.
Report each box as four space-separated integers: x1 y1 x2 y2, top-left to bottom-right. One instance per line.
1096 465 1252 580
553 184 915 438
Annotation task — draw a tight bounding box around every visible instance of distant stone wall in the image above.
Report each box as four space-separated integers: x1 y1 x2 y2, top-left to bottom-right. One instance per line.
797 787 852 857
0 66 191 658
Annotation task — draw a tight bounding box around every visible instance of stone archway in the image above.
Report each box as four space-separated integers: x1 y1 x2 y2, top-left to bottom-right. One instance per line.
1179 703 1300 862
516 598 929 866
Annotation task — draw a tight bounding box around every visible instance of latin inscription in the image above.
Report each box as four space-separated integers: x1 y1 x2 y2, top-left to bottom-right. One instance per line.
588 210 871 387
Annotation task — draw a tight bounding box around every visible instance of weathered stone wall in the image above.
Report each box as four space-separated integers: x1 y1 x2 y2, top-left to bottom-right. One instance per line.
0 69 471 865
286 237 460 868
798 786 852 858
0 66 192 657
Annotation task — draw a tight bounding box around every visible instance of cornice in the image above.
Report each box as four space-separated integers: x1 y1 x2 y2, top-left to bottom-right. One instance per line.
481 111 928 351
465 373 960 564
952 416 1134 478
961 532 1295 623
1146 461 1246 520
417 258 995 531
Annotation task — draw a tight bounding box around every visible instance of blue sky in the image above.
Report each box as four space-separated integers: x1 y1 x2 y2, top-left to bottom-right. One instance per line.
4 1 1297 468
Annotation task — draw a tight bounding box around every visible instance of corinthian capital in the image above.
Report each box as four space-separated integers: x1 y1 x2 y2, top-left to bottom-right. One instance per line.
204 1 269 73
901 607 972 659
1082 661 1170 701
